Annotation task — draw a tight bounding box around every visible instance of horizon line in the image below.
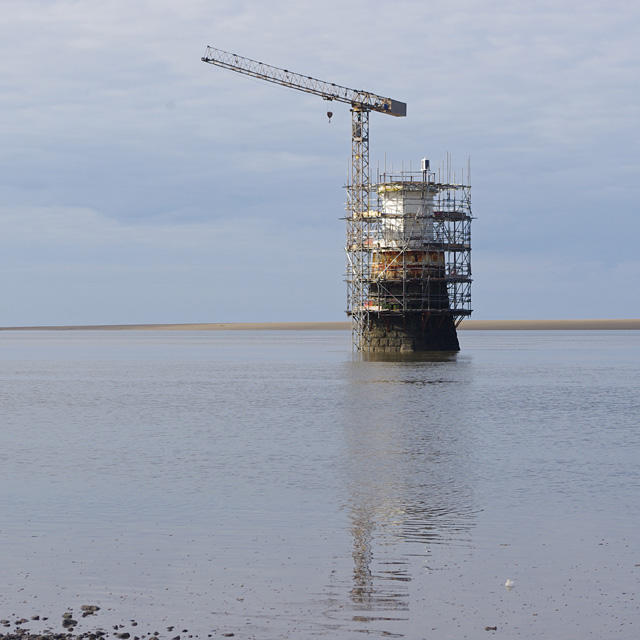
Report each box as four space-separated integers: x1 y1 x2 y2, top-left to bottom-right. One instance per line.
1 319 639 331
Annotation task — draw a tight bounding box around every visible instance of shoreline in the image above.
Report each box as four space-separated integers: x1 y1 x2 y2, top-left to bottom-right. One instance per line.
0 319 639 331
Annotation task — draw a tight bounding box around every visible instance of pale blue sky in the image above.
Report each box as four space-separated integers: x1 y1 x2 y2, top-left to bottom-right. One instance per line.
1 0 638 325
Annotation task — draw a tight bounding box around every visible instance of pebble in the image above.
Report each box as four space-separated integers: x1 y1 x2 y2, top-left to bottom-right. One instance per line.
0 608 204 640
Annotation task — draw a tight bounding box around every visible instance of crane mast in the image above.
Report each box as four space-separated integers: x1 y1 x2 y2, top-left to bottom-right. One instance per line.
201 46 406 347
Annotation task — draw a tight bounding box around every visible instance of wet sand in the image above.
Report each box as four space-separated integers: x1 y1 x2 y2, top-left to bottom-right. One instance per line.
1 319 639 331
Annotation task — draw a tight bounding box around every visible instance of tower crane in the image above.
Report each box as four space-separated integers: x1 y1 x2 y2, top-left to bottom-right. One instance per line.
201 46 406 343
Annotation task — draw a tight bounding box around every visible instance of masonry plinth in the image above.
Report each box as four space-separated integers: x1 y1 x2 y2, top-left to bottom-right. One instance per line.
364 314 460 352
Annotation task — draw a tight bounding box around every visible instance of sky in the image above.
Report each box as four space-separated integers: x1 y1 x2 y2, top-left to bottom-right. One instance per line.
1 0 639 325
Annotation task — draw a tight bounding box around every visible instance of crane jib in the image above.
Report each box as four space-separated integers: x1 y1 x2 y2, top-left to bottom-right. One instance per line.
201 46 406 117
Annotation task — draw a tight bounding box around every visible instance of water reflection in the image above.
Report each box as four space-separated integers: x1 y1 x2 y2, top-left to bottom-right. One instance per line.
357 350 460 364
336 355 478 634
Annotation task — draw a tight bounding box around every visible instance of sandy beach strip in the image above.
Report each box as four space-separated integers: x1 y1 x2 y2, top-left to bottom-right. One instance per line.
1 319 639 331
457 318 640 330
0 321 352 331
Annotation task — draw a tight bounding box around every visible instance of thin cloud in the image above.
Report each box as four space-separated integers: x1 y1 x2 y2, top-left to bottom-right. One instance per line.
0 0 639 323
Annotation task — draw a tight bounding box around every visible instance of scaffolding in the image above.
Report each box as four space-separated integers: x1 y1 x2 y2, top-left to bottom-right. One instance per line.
345 158 473 351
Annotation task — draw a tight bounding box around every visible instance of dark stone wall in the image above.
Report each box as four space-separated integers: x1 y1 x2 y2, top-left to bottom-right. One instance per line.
364 313 460 352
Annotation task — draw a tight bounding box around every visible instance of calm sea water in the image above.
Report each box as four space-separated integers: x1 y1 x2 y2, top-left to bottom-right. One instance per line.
0 330 638 639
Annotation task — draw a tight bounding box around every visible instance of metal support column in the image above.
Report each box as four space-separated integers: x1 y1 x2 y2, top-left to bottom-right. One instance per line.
346 108 371 351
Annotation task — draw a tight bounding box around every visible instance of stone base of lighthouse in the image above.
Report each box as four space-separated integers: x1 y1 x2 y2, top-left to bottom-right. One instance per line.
363 313 460 353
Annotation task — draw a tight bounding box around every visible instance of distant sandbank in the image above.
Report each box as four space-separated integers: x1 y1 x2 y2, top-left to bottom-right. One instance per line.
459 319 640 330
1 319 639 331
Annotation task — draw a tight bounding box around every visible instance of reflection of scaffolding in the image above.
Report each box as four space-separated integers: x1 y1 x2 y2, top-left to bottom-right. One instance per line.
345 159 473 352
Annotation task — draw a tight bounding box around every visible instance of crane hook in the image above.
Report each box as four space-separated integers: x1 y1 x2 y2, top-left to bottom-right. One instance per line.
327 111 333 123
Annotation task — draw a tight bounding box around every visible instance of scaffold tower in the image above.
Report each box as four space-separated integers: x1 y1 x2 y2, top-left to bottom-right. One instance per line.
346 158 473 352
